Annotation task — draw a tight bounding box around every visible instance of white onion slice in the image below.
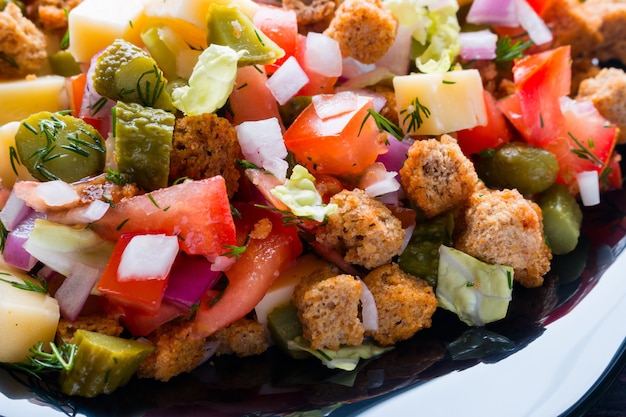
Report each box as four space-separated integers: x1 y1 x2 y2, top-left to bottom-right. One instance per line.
466 0 518 27
266 56 309 105
342 57 376 80
46 200 110 225
360 280 379 332
34 180 80 207
516 0 552 46
576 170 601 206
304 32 343 77
117 234 179 281
312 91 359 120
0 189 32 231
55 263 102 321
375 24 413 76
236 118 289 181
459 30 498 61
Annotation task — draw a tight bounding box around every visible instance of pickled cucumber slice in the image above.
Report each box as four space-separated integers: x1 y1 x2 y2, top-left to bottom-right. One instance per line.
206 4 284 67
538 183 583 255
113 101 175 191
15 111 106 182
59 329 155 397
93 39 174 111
48 51 82 77
267 302 309 359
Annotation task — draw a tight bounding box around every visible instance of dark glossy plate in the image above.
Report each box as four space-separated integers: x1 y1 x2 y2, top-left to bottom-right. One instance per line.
1 146 625 417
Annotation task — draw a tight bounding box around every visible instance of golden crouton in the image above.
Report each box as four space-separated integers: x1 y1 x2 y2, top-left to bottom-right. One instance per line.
293 273 364 351
369 84 399 126
400 135 478 218
315 188 405 269
577 67 626 144
136 321 209 382
453 186 552 288
209 318 269 357
542 0 602 59
0 3 47 79
323 0 398 64
169 113 242 197
583 0 626 64
55 314 124 344
283 0 339 33
37 0 83 30
362 263 437 346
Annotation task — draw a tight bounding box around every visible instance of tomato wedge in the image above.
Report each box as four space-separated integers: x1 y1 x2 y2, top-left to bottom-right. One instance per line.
191 203 303 338
91 177 236 258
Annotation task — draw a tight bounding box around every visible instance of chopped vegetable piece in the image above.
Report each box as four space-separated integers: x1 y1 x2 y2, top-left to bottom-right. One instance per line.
436 245 513 327
93 39 175 111
14 111 106 182
114 101 175 191
538 183 583 255
267 302 309 359
59 329 155 397
206 3 285 67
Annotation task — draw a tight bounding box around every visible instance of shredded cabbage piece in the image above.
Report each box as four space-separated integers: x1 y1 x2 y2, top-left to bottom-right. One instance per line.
383 0 460 73
270 165 338 222
171 44 245 115
287 337 393 371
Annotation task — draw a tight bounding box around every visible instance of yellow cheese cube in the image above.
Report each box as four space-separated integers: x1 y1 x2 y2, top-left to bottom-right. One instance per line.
67 0 147 63
393 69 487 136
0 259 60 363
0 122 36 188
0 75 68 126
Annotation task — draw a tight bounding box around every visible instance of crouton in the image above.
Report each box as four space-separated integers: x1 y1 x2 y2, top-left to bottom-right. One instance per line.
55 314 124 344
542 0 602 59
209 318 269 357
577 67 626 144
0 3 47 79
169 113 241 198
282 0 338 33
362 263 437 346
399 135 478 218
315 188 405 269
582 0 626 64
37 0 82 30
136 321 209 382
323 0 397 64
293 273 364 350
453 186 552 288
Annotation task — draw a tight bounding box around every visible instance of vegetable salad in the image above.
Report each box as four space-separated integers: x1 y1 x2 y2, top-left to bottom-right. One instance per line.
0 0 624 399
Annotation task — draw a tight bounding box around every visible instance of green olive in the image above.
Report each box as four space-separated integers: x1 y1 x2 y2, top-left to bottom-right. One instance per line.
538 183 583 255
15 112 106 182
475 142 559 195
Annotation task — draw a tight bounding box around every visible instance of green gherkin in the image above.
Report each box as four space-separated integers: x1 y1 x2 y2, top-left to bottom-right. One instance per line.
206 4 285 67
397 212 455 287
267 302 309 360
59 329 155 398
15 111 105 182
93 39 174 111
114 101 175 191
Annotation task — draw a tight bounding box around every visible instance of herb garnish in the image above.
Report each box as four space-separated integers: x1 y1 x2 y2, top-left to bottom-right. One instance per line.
136 65 166 107
359 108 404 141
568 132 606 167
0 53 19 69
4 341 77 379
60 8 70 49
495 35 532 62
0 273 48 294
399 96 431 133
222 244 247 259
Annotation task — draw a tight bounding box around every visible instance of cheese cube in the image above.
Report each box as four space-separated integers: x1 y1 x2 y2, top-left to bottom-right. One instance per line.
67 0 147 63
0 260 60 363
0 75 68 126
393 69 487 136
0 122 37 188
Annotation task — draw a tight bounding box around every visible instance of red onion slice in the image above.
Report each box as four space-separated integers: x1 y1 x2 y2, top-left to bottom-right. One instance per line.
117 234 179 282
516 0 552 46
236 118 289 181
312 91 359 120
164 253 223 308
304 32 342 78
577 171 600 207
54 263 102 321
360 280 379 332
466 0 518 27
459 30 498 61
0 189 32 231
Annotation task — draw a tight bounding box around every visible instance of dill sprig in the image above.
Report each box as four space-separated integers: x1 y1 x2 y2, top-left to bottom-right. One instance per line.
137 65 166 107
60 8 70 49
0 273 48 293
359 108 404 142
399 96 431 133
495 35 533 63
254 204 316 226
568 132 606 168
0 53 19 69
105 167 131 186
222 244 247 259
4 341 77 379
0 223 7 254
